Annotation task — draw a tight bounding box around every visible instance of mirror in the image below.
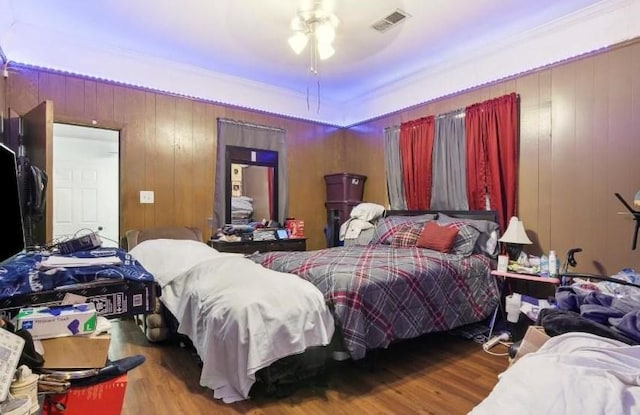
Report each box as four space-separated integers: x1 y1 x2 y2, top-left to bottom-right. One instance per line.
225 145 278 225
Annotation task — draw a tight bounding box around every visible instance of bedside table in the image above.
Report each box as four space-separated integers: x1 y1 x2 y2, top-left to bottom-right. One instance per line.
488 270 561 339
208 238 306 255
491 270 560 285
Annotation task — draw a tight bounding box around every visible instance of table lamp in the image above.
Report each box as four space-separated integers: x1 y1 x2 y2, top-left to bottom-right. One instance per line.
498 216 532 261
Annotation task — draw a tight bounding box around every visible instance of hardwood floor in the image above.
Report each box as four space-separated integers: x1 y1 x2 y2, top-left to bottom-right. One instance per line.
109 319 508 415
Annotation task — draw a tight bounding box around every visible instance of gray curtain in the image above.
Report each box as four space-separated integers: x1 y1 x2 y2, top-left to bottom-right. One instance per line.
430 109 469 210
384 126 406 210
214 118 288 229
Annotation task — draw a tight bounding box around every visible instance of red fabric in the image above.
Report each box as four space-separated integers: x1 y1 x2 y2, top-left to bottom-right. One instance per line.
465 93 519 231
416 221 459 253
399 116 435 210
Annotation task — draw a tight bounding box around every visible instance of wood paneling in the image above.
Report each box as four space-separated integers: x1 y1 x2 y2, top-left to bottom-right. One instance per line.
110 318 507 415
6 38 640 268
344 39 640 274
5 66 343 248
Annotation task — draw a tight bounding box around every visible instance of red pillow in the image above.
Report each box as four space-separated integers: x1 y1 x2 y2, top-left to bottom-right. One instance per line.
416 221 459 253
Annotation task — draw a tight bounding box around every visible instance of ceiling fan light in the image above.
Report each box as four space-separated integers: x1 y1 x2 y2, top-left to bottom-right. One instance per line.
327 14 339 28
317 42 335 60
290 15 305 32
315 23 335 44
300 0 314 13
320 0 336 13
288 32 309 54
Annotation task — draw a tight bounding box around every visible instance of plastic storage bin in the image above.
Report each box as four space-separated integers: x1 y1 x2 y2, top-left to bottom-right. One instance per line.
325 201 361 227
324 173 367 202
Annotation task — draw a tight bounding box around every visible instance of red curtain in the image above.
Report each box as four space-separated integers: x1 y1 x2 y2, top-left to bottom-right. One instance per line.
399 116 435 210
465 93 519 231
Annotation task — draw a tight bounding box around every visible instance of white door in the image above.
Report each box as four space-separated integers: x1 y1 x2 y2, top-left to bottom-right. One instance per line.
53 124 119 247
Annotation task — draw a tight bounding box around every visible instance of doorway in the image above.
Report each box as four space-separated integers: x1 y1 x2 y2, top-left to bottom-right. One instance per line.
52 123 119 247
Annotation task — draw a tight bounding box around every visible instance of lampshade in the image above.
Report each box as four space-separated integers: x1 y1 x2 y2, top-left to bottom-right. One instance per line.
499 217 532 244
288 32 309 55
315 22 336 44
317 41 335 60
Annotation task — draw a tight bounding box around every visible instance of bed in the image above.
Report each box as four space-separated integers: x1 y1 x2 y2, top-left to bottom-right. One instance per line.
250 210 501 360
125 226 335 404
0 246 158 320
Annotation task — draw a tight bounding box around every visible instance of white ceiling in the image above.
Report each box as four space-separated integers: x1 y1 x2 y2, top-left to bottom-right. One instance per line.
1 0 638 126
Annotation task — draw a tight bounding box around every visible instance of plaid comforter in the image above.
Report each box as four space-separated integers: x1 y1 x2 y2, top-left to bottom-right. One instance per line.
251 244 499 360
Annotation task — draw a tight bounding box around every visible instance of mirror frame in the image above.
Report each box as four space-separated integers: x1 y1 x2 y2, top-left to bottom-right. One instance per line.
225 145 279 225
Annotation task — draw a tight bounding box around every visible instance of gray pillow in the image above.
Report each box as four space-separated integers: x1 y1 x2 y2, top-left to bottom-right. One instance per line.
437 213 500 257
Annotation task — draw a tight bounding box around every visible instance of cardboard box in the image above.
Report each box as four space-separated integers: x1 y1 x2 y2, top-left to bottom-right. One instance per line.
40 334 111 369
512 325 550 364
16 303 97 340
43 374 127 415
0 280 158 321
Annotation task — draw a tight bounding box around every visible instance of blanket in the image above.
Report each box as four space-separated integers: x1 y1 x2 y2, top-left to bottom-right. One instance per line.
129 239 334 404
470 332 640 415
0 248 153 300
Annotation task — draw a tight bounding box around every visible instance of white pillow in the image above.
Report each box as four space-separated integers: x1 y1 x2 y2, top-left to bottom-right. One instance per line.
129 239 231 286
350 203 385 222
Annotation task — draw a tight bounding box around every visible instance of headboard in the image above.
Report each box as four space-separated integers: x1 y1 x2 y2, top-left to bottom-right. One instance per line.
124 226 203 250
386 210 498 224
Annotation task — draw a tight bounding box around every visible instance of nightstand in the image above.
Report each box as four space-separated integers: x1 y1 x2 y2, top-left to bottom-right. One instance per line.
488 270 561 339
208 238 306 255
491 270 560 285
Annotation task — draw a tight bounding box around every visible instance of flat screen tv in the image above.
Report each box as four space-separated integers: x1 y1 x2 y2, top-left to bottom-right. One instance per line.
0 142 26 264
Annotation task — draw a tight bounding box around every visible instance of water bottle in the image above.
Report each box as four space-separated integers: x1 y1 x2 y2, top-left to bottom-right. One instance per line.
540 254 549 277
549 250 558 277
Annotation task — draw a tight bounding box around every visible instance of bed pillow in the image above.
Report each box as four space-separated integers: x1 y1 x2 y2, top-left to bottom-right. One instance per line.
437 213 500 257
442 221 482 256
390 222 424 247
370 214 437 245
129 239 236 286
416 222 459 253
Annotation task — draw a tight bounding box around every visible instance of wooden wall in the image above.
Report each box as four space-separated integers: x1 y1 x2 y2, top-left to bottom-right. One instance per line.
5 38 640 273
344 39 640 275
4 65 346 250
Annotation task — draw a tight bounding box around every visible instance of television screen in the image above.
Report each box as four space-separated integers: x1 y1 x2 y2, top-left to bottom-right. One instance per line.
0 143 26 264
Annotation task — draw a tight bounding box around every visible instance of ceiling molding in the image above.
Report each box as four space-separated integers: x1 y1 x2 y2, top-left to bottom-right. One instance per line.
1 0 638 127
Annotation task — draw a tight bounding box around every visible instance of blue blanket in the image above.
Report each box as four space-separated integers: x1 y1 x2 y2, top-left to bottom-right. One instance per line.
0 248 154 300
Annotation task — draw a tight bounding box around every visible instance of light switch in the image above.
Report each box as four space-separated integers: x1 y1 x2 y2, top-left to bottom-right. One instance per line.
140 190 154 204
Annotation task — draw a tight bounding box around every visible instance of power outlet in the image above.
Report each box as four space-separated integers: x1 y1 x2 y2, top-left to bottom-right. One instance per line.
140 190 154 204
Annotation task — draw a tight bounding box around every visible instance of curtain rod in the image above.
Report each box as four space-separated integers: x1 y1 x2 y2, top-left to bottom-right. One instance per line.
218 117 285 133
436 110 465 119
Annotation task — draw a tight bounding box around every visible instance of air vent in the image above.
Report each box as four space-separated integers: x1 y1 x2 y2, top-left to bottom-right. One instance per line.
371 9 410 33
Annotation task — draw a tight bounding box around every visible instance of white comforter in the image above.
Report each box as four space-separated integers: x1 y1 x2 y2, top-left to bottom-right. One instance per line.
470 332 640 415
130 239 335 403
